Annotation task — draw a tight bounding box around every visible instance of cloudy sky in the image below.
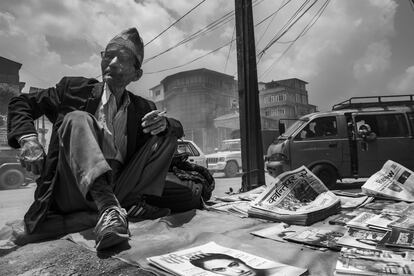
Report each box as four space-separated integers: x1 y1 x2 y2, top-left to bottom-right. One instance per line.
1 0 413 111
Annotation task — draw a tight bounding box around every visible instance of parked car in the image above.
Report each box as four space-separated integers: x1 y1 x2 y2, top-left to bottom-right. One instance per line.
205 139 242 177
266 95 414 188
177 139 207 168
0 146 27 190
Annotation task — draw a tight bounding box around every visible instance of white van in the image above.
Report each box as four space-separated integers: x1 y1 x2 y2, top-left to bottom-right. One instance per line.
266 95 414 188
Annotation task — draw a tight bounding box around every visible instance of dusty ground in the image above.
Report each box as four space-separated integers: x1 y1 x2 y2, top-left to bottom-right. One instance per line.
0 175 241 276
0 175 363 275
0 239 154 276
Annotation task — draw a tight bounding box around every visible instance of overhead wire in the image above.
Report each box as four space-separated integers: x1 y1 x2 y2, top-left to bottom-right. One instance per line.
143 11 234 64
144 0 207 47
143 0 266 74
257 0 316 63
224 25 236 73
259 0 331 78
143 0 265 65
256 0 289 46
144 39 235 74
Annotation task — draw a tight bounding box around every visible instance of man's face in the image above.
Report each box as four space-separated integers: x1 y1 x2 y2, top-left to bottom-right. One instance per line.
100 44 139 88
203 258 256 276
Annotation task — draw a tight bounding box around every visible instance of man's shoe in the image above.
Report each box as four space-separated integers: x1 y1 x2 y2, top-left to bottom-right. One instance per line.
127 201 171 222
95 206 130 251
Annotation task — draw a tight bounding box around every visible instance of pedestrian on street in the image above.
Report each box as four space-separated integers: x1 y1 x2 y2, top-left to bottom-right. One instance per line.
7 27 199 251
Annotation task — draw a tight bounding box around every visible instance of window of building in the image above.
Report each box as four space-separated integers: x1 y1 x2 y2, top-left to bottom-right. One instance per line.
277 94 286 101
296 94 301 103
154 90 161 97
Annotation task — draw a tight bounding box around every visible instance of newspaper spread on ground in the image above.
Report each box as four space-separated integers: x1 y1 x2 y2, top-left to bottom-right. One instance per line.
283 224 347 251
249 166 340 225
251 166 338 215
214 185 266 202
337 227 387 250
362 160 414 202
365 213 404 231
335 246 414 275
388 215 414 231
251 223 306 242
336 194 374 209
147 242 307 276
379 228 414 250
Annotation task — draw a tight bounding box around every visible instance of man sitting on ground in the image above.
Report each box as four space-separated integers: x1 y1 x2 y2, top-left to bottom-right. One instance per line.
7 27 196 251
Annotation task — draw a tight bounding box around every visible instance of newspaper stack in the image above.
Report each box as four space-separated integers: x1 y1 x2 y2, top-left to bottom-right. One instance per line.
334 246 414 276
362 160 414 202
147 242 307 276
248 166 341 225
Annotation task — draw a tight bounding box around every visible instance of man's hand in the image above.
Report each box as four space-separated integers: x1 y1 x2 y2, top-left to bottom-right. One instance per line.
18 136 45 175
142 110 167 135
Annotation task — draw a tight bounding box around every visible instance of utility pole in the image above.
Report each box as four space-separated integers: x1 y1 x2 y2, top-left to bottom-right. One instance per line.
234 0 265 191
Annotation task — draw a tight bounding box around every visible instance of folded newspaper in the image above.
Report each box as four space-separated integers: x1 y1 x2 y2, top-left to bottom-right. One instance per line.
335 246 414 276
147 241 307 276
362 160 414 202
248 166 341 225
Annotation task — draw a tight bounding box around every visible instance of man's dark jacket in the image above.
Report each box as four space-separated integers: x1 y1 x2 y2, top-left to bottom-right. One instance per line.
7 77 183 233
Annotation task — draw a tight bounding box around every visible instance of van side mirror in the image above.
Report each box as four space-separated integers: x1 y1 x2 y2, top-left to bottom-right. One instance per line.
279 122 286 135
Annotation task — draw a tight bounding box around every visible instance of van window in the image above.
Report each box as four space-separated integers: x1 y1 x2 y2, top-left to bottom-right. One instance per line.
355 114 408 137
298 116 338 139
408 113 414 134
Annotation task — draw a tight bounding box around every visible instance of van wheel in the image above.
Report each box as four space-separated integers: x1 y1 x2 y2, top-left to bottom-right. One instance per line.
311 164 337 189
0 168 25 190
224 161 239 178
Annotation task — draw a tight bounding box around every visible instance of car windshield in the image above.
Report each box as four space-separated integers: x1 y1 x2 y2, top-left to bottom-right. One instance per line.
220 141 241 151
282 119 308 138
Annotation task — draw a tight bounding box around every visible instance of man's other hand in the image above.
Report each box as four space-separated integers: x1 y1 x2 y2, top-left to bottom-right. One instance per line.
142 110 167 135
18 136 45 175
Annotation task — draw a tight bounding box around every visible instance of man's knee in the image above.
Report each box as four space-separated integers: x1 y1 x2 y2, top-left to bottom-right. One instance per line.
59 111 96 139
62 111 93 126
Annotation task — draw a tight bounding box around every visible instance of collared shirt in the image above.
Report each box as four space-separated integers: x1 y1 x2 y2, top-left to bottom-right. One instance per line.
95 83 129 164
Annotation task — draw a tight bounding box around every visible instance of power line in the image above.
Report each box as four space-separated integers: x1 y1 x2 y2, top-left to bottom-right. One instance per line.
143 0 266 65
143 10 234 64
257 0 317 63
256 0 289 46
224 25 235 73
259 0 331 79
255 0 293 26
144 0 207 47
144 39 234 74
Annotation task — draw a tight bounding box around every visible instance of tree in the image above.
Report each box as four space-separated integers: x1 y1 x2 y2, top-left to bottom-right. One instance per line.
0 83 19 115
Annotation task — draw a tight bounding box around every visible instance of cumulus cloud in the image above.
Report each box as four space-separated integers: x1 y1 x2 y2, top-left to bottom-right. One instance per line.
353 40 392 79
388 66 414 93
0 0 409 110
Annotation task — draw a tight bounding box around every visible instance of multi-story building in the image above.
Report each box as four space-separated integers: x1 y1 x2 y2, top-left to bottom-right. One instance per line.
259 78 317 127
149 68 237 153
0 56 25 94
0 56 25 146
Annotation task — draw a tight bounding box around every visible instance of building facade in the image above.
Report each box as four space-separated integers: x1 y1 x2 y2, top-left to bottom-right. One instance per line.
149 68 237 153
259 78 317 127
0 56 25 146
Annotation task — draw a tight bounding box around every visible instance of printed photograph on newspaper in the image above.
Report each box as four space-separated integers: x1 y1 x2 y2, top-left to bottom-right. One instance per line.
147 242 307 276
